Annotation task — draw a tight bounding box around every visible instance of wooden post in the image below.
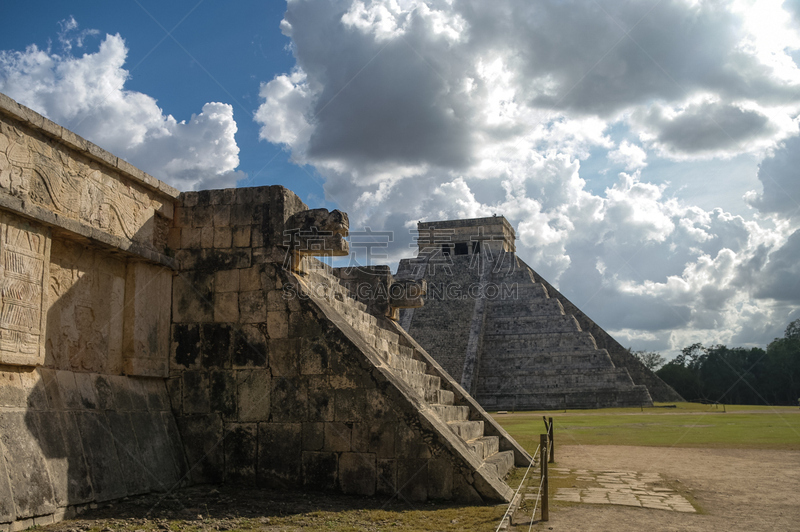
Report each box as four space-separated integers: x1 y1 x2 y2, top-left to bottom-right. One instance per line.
540 434 549 522
548 416 554 463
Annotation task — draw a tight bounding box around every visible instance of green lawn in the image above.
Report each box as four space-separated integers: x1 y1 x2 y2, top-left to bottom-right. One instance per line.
494 402 800 453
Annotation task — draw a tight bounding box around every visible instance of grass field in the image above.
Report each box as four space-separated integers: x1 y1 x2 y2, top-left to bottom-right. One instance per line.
493 402 800 453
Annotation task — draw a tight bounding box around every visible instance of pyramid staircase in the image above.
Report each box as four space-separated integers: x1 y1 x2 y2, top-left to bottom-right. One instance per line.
293 262 529 500
474 253 652 410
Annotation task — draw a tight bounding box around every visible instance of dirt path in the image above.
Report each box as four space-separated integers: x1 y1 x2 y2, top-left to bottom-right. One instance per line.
518 445 800 532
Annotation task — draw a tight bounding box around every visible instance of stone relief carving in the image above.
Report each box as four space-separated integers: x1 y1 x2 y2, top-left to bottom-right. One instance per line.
46 240 125 373
0 213 50 365
0 121 154 245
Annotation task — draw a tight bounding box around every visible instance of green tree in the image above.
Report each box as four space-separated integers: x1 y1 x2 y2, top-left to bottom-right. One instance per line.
634 351 666 371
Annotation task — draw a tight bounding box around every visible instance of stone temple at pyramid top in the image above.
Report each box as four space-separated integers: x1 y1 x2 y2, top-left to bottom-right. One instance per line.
416 215 516 255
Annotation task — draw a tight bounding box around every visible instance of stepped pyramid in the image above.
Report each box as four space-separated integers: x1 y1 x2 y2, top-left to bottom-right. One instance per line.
397 216 682 410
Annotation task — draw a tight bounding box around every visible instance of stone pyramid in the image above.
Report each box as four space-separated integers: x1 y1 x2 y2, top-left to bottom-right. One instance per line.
397 216 682 410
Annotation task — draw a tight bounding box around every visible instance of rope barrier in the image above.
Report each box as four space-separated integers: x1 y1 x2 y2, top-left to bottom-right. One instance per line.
494 444 541 532
527 471 547 532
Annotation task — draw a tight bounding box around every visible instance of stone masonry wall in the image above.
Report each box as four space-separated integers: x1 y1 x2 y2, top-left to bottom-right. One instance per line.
169 188 491 501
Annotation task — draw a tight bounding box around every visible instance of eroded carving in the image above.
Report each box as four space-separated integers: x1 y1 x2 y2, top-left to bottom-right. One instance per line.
0 121 154 245
283 208 349 273
0 214 50 365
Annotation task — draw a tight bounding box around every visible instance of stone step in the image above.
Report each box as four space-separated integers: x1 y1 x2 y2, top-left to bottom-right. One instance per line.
447 420 485 441
387 352 428 373
484 315 580 335
486 283 549 301
487 331 598 350
478 351 613 372
476 386 652 411
485 298 565 317
475 369 639 394
394 370 441 391
388 342 416 359
466 436 500 460
434 389 455 405
430 404 470 422
485 450 515 480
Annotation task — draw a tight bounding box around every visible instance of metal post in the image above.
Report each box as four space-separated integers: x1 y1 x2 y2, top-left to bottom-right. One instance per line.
548 416 554 463
540 434 549 521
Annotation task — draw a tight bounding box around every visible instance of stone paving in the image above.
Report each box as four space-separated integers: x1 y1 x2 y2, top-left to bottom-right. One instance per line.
550 468 696 512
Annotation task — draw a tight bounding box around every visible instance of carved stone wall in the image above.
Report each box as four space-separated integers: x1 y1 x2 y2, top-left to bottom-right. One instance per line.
0 214 50 366
0 92 183 530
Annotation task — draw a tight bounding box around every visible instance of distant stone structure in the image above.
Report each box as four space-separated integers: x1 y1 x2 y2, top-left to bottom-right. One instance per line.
0 93 530 530
398 216 683 410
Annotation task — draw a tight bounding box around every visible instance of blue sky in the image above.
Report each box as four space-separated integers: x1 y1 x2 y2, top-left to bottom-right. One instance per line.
3 1 800 356
1 0 329 206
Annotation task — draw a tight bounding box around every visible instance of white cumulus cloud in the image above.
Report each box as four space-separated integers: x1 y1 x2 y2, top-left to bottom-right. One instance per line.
0 23 244 191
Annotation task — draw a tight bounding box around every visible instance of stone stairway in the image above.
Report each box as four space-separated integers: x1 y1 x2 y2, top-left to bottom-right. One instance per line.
299 265 518 485
474 253 652 410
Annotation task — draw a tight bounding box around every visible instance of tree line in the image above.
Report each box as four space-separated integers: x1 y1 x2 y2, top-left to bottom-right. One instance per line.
633 320 800 406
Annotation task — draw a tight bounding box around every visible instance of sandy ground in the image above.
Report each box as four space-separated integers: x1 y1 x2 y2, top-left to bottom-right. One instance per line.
515 445 800 532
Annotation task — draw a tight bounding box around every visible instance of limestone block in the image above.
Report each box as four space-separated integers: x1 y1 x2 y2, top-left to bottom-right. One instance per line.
214 292 239 323
323 422 351 452
237 369 270 422
215 269 239 293
182 371 210 414
268 336 299 376
301 451 337 490
17 368 47 410
376 459 397 497
213 205 231 227
306 375 334 422
0 369 24 408
201 323 232 368
426 458 454 500
0 214 50 367
129 411 181 490
232 226 251 248
91 374 115 410
120 262 171 376
266 311 288 338
270 376 307 422
213 227 232 249
73 372 99 410
172 271 214 323
339 452 376 496
104 411 149 495
162 411 189 480
239 290 266 323
0 411 57 518
258 422 301 488
209 370 237 419
176 414 224 484
334 388 366 422
232 325 267 368
200 226 214 249
171 324 201 370
239 265 262 291
56 369 81 409
224 423 257 484
397 459 429 502
302 422 324 451
74 411 127 502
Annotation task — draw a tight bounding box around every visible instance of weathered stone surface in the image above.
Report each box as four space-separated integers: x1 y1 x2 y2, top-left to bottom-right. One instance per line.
301 451 338 490
0 214 50 366
339 452 376 496
74 411 127 502
0 411 56 518
176 414 224 484
258 423 301 488
224 423 257 484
